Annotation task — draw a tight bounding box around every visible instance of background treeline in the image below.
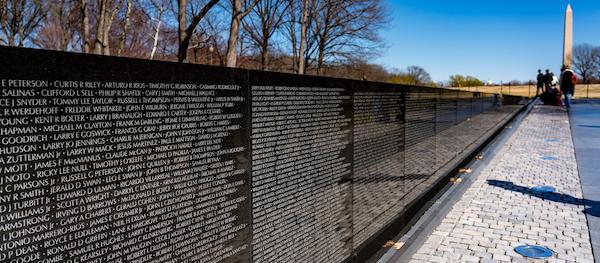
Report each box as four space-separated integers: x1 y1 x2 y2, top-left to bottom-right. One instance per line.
0 0 397 81
0 0 503 86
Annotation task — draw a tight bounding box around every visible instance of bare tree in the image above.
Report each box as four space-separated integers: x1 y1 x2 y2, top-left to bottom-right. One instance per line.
143 0 168 59
177 0 221 62
388 66 432 86
0 0 46 47
131 0 172 59
80 0 90 52
297 0 309 74
282 0 314 73
225 0 258 67
0 0 393 77
200 12 229 65
284 0 297 72
177 0 187 60
116 0 132 56
33 0 78 51
405 66 432 85
310 0 386 75
573 44 600 84
93 0 124 55
243 0 288 70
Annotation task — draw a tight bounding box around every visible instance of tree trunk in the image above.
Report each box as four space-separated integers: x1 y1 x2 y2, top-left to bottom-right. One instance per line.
177 0 221 62
288 1 298 73
317 46 324 75
92 0 122 55
259 4 268 71
316 1 331 76
261 42 268 70
117 0 132 56
226 0 258 68
317 28 326 75
150 7 163 60
298 0 308 74
7 0 21 46
58 1 69 51
17 0 25 47
3 0 46 47
80 0 90 53
93 0 107 54
177 0 187 62
102 1 120 55
225 0 242 68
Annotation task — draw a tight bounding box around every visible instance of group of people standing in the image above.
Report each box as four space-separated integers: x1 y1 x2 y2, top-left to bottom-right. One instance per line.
536 66 576 109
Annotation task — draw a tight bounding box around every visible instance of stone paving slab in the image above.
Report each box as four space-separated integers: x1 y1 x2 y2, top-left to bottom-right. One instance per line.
405 106 594 263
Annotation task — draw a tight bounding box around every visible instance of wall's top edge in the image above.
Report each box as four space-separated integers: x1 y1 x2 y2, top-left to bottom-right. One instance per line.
0 46 517 98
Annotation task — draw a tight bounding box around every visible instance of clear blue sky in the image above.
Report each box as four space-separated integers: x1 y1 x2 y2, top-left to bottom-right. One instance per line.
376 0 600 83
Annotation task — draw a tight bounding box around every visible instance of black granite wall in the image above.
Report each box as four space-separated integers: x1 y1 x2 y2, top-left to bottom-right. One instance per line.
0 47 524 263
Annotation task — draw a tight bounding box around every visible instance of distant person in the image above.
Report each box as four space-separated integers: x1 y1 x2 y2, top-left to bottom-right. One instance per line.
560 66 576 109
551 72 558 88
543 69 552 91
536 69 544 95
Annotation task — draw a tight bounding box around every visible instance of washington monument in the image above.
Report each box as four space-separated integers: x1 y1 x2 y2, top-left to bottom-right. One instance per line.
563 4 573 68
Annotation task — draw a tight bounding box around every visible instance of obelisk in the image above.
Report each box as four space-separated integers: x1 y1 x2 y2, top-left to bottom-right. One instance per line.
563 4 573 68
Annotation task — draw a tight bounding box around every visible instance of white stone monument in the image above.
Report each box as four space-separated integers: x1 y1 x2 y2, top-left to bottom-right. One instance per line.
563 4 573 68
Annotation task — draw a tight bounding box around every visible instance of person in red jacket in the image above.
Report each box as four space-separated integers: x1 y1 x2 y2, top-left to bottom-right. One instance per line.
560 65 576 109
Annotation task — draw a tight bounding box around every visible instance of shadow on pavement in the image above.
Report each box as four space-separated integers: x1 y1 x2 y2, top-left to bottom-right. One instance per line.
487 179 600 217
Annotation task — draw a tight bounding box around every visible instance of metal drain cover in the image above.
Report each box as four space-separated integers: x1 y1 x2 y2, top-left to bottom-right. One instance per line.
541 156 558 160
514 245 554 259
545 139 560 142
531 185 556 193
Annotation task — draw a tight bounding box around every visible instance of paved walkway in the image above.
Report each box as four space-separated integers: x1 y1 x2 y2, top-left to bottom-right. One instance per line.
403 106 594 263
570 102 600 263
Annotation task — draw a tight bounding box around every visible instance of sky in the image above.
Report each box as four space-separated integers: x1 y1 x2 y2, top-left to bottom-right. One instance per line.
376 0 600 83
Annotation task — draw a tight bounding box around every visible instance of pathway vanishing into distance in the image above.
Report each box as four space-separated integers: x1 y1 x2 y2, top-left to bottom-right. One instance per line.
394 106 595 263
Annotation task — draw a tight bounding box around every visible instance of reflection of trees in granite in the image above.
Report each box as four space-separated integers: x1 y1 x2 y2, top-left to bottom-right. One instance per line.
402 98 519 207
404 89 436 198
251 86 353 262
352 149 406 246
350 91 523 252
435 91 460 169
352 92 404 247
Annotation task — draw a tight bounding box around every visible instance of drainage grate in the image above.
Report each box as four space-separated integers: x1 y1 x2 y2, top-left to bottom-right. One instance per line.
514 245 554 259
541 156 558 161
530 185 556 193
545 139 560 142
546 127 560 130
